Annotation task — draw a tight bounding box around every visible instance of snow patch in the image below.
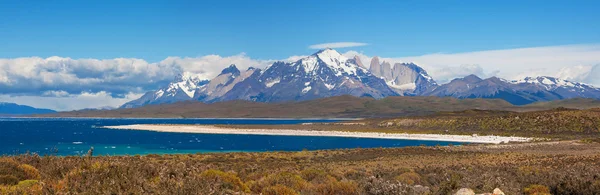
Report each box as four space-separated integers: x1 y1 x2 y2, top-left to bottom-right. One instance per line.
324 83 335 90
294 48 366 77
154 90 164 100
387 81 416 90
302 86 312 93
266 78 280 88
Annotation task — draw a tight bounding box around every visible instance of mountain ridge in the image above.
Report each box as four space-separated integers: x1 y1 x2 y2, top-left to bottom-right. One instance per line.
121 49 600 108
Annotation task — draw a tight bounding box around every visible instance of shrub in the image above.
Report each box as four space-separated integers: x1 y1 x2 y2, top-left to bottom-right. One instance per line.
524 184 551 195
263 172 309 191
312 178 359 195
16 180 40 188
395 172 421 185
0 179 42 194
262 184 298 195
0 159 27 181
18 164 41 180
300 168 327 182
0 175 19 185
199 169 249 193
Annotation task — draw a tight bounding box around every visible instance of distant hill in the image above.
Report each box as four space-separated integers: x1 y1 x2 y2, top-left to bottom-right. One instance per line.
35 95 600 118
0 102 56 115
522 98 600 110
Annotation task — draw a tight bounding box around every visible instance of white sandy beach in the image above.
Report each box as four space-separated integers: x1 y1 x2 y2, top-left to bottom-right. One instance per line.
102 124 532 144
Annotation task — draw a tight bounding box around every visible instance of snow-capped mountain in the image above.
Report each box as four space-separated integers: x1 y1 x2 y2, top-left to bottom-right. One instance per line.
369 57 437 95
510 76 600 99
220 48 398 102
122 48 600 108
120 72 209 108
424 75 600 105
122 49 398 107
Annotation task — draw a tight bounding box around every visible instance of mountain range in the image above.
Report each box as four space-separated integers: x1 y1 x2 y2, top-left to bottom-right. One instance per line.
121 48 600 108
0 102 56 115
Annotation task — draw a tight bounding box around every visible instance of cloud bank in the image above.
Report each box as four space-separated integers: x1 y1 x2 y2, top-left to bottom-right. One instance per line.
309 42 368 49
344 44 600 84
0 54 274 110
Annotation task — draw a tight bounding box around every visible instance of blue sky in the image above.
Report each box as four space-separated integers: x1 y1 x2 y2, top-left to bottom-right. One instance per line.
1 0 600 111
1 0 599 61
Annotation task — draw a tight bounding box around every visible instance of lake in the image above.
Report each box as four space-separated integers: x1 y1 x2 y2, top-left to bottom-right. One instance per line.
0 118 464 156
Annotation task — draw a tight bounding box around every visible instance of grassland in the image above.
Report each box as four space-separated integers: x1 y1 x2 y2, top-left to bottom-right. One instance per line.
1 141 600 194
222 108 600 140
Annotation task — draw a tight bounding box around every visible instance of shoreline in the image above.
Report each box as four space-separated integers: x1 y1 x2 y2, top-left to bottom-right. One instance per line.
102 124 532 144
4 117 360 120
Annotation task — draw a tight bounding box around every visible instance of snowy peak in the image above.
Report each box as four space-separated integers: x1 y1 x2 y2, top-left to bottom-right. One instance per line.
164 73 208 98
313 48 347 62
295 48 366 77
120 71 211 108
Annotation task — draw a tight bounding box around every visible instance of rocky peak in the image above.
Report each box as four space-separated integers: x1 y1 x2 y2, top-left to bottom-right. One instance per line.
353 55 365 68
461 74 483 83
369 56 382 77
220 64 241 76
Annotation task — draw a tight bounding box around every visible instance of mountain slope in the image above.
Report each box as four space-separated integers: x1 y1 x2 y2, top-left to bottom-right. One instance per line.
0 102 56 115
195 65 259 102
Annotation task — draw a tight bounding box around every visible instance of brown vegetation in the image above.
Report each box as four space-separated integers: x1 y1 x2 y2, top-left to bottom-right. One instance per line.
1 141 599 194
34 95 600 118
379 108 600 139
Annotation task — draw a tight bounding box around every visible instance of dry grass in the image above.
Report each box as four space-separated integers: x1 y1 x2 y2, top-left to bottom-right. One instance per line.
1 141 599 194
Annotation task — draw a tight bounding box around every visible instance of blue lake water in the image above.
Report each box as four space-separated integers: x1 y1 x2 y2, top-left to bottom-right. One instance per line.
0 118 464 156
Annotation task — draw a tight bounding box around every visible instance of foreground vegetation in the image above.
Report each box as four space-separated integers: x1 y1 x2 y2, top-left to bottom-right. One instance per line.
1 141 600 194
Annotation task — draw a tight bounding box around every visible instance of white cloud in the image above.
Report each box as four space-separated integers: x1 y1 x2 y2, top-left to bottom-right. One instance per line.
344 44 600 84
309 42 368 49
0 54 274 110
0 56 177 96
158 53 274 80
0 91 143 111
